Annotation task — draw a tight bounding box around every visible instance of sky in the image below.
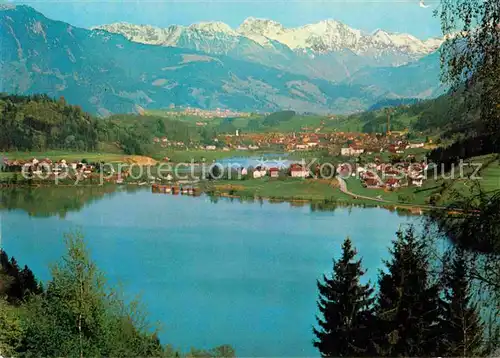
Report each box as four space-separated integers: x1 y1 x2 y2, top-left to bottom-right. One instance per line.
10 0 442 39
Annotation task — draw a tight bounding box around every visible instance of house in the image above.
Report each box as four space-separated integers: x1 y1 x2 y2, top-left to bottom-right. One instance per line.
269 167 279 178
412 178 424 187
253 166 267 179
407 142 425 149
290 164 309 178
363 178 382 188
385 178 401 189
337 164 352 178
341 146 364 157
295 144 308 150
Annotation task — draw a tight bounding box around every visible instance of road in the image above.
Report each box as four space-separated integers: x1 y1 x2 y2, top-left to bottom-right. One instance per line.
336 176 450 211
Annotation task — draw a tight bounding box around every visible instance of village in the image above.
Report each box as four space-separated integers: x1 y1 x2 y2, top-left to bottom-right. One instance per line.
155 106 255 119
2 127 432 192
153 129 427 155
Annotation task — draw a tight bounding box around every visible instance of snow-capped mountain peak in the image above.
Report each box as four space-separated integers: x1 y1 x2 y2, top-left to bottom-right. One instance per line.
237 18 441 55
94 18 443 79
188 21 238 35
238 17 285 36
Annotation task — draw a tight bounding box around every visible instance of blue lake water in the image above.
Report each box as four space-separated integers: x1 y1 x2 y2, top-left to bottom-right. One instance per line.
217 153 297 169
0 188 415 356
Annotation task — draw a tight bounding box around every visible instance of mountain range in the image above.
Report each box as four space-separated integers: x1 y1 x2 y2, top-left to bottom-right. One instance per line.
0 5 444 116
96 18 442 82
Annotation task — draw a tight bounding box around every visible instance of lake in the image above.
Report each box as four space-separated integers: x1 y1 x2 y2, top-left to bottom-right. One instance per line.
0 187 415 356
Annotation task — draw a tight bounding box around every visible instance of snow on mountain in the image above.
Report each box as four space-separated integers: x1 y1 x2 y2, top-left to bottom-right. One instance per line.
94 18 442 82
96 17 442 57
238 17 441 56
94 22 242 50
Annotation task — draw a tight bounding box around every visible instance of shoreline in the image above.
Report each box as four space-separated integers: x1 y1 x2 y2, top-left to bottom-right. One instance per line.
0 180 463 217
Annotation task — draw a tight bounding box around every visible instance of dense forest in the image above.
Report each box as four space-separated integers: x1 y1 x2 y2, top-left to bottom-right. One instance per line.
0 94 207 155
0 94 98 152
344 92 469 135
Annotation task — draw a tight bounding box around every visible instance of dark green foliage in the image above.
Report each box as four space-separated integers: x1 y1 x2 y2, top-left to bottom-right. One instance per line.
0 94 98 151
262 111 296 127
207 164 222 180
98 114 199 155
0 94 204 155
373 227 442 356
427 134 497 173
216 118 237 134
0 299 24 356
0 249 42 304
433 189 500 255
430 188 500 309
439 0 500 150
313 237 375 357
441 248 484 357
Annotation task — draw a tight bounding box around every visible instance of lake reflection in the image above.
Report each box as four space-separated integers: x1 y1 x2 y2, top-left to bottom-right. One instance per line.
1 188 414 356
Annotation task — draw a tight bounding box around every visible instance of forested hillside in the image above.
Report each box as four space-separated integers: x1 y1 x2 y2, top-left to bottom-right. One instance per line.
344 92 469 135
0 94 203 155
0 94 98 151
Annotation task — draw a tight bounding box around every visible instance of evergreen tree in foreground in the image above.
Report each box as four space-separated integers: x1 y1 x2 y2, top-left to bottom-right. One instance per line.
313 237 375 357
374 226 442 356
441 248 484 357
0 250 42 303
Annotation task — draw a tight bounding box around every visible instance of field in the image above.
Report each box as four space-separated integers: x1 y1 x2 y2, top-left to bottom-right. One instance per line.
442 154 500 200
1 151 126 162
344 177 445 205
204 177 351 201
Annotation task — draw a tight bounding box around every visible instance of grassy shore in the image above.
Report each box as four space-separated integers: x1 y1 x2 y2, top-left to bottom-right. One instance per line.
1 151 127 162
2 150 498 209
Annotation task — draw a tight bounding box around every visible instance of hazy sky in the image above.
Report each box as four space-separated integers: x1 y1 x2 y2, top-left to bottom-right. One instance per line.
10 0 442 39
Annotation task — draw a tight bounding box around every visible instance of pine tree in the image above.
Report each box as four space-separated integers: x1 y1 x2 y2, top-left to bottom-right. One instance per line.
441 248 484 357
374 227 442 356
19 265 42 297
313 237 375 357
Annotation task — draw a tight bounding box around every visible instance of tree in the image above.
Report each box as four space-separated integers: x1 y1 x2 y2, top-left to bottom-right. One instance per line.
0 250 41 304
0 299 24 356
313 237 375 357
439 0 500 147
373 227 442 356
207 164 222 180
22 231 164 357
431 189 500 300
441 248 484 357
